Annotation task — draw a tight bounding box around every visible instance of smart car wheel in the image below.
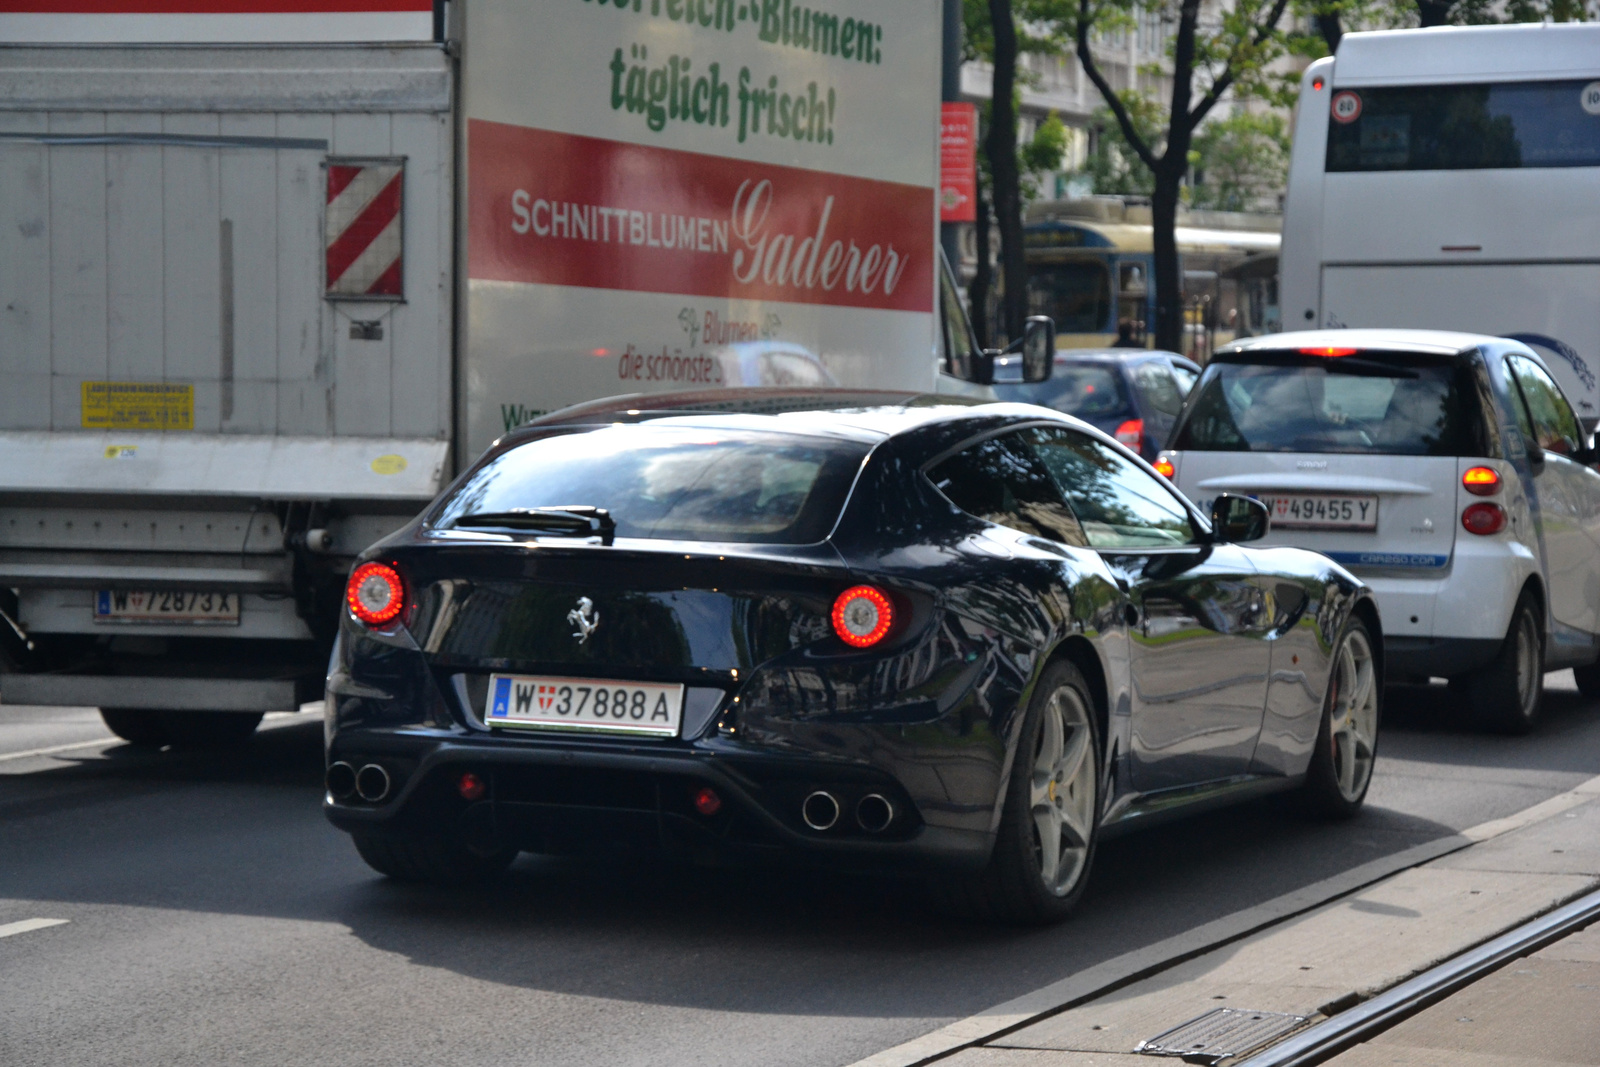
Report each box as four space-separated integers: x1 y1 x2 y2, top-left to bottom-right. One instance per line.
351 830 516 886
949 659 1100 925
99 708 170 748
1463 592 1543 735
1302 618 1380 819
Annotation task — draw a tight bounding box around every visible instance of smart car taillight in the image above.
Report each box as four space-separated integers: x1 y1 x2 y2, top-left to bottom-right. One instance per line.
1154 456 1176 479
1462 466 1501 496
1115 419 1145 449
1461 502 1507 536
832 585 893 648
1299 346 1359 357
347 561 405 626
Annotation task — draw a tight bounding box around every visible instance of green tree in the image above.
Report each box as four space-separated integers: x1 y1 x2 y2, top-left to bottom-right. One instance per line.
1067 0 1293 352
1188 110 1290 212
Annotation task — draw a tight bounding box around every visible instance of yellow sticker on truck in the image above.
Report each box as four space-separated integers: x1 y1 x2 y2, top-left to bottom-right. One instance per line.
81 382 194 431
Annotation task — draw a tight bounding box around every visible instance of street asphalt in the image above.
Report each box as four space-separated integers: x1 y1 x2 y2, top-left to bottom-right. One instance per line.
2 678 1598 1067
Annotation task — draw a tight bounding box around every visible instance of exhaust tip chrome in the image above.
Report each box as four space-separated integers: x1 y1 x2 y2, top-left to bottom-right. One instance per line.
355 763 392 803
801 790 840 832
856 793 894 833
326 761 357 800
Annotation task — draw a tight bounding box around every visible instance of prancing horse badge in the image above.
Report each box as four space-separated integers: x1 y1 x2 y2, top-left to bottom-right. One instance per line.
567 596 600 645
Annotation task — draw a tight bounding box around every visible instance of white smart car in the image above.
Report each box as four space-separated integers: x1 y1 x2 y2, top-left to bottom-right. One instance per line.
1159 329 1600 733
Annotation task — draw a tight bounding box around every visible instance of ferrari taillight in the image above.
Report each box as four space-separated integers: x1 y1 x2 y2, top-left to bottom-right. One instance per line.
347 561 405 627
832 585 893 648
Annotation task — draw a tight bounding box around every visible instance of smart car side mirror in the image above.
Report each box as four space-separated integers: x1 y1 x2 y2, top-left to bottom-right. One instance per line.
1211 494 1270 543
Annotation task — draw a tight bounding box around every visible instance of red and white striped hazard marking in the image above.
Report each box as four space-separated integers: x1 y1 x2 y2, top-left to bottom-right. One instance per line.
326 161 403 298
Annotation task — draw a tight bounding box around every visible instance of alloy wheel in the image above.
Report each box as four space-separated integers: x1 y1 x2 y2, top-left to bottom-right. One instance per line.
1030 685 1097 896
1329 628 1379 802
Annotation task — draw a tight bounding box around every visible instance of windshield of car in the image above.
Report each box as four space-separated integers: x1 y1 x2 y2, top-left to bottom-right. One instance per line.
432 425 871 543
1171 350 1483 455
995 365 1133 420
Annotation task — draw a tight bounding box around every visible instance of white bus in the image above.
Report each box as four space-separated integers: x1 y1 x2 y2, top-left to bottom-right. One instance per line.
1281 23 1600 425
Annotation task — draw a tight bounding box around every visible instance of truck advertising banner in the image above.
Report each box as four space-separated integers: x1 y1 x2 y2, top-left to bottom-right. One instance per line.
462 0 941 454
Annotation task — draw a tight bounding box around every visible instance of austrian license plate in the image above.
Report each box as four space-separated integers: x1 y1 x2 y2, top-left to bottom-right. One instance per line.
1257 493 1378 531
94 590 240 624
485 674 684 737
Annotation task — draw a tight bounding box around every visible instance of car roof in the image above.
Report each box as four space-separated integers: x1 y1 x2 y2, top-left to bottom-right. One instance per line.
1220 328 1493 357
508 389 1064 446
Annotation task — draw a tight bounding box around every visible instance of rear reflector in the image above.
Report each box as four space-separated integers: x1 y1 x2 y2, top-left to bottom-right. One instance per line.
692 786 722 816
1115 418 1145 448
833 585 893 648
1461 502 1507 536
457 772 487 802
1299 347 1359 357
1462 466 1501 496
347 562 405 627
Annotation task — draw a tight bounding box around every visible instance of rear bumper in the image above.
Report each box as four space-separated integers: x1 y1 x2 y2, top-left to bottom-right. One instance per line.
1384 636 1502 679
323 729 994 873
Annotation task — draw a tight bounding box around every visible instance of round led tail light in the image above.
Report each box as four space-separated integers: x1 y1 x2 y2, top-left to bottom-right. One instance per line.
347 561 405 627
457 772 487 802
1153 456 1176 479
1462 466 1501 496
692 786 722 817
1461 502 1507 536
832 585 893 648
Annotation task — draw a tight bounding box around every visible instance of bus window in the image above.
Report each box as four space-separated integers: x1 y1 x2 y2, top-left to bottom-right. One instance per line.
1027 262 1112 334
1327 80 1600 172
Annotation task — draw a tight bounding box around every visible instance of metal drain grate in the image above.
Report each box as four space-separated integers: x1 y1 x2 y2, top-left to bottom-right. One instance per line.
1136 1007 1308 1064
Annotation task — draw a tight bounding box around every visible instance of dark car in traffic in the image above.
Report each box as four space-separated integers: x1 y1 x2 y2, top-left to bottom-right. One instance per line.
324 391 1381 923
994 349 1201 461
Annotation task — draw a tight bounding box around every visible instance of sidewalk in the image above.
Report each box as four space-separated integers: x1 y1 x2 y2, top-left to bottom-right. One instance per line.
924 776 1600 1067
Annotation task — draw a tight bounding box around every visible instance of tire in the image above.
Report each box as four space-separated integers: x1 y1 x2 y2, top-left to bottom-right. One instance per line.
100 708 171 747
351 830 516 886
1302 617 1381 819
942 659 1101 925
1572 659 1600 699
157 711 264 749
1463 592 1544 735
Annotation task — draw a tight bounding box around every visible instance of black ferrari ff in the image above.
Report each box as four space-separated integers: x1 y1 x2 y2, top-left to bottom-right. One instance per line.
324 391 1382 923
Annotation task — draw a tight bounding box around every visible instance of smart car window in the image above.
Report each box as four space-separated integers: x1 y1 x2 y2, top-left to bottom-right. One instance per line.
1026 427 1197 549
1507 355 1582 455
929 432 1089 546
1172 351 1485 456
432 425 870 544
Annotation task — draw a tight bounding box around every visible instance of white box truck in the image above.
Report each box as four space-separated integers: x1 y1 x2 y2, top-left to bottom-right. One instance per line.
1280 23 1600 426
0 0 989 745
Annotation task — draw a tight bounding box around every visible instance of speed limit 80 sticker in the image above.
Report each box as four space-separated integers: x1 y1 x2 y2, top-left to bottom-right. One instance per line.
1331 90 1362 124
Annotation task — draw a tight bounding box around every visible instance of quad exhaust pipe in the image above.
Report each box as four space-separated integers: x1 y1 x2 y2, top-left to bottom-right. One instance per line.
327 761 391 803
855 794 894 833
801 790 840 831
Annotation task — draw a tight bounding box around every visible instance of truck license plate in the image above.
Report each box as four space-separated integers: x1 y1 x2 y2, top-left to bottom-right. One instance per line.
1257 494 1378 531
94 590 241 625
485 674 684 737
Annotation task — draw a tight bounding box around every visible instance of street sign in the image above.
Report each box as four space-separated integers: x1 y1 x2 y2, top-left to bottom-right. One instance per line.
940 102 977 223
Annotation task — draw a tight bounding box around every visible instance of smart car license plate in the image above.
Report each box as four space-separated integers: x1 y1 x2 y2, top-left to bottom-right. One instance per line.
1258 493 1378 531
94 590 240 624
484 674 684 737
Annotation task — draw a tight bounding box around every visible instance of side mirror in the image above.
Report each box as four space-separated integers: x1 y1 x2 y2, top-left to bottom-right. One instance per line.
1211 494 1270 543
1016 316 1055 383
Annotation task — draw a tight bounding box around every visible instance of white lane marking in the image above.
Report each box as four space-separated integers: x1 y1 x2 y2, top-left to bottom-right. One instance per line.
846 773 1600 1067
0 738 115 764
0 918 69 940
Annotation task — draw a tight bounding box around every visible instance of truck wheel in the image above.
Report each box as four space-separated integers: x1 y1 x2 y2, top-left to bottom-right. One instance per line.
1463 592 1544 735
351 830 516 886
935 659 1101 925
157 711 264 749
100 708 170 747
1572 659 1600 699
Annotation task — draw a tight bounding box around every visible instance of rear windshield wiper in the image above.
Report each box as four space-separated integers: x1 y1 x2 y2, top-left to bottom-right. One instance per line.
449 506 616 545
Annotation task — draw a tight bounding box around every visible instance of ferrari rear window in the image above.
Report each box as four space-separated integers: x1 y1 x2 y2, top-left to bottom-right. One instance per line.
432 425 870 544
1171 350 1488 456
